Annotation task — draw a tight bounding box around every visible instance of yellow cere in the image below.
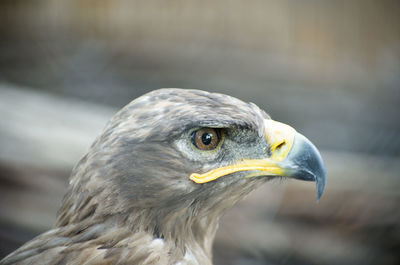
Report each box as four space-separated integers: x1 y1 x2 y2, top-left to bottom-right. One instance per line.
264 120 296 162
189 119 296 184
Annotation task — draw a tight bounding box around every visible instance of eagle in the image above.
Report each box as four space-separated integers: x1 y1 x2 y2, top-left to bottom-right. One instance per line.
1 89 326 265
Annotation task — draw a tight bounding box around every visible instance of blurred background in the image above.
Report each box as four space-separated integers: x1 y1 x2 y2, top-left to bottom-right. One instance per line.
0 0 399 264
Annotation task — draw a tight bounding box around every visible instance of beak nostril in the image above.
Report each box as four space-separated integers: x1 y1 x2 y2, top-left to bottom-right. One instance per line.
275 141 286 150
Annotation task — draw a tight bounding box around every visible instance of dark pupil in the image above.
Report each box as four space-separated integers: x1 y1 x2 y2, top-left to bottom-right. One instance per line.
201 133 213 145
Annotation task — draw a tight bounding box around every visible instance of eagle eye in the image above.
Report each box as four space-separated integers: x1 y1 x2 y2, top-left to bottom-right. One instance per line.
190 128 221 150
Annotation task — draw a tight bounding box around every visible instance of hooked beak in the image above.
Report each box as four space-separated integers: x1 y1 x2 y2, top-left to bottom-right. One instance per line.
278 131 326 200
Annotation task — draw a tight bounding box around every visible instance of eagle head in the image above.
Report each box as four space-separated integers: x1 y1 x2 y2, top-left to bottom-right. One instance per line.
58 88 325 238
2 88 326 265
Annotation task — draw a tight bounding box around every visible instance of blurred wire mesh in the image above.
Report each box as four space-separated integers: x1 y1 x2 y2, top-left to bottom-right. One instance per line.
0 1 399 264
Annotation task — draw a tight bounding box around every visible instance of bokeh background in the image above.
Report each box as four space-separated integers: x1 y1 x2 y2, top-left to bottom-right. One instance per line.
1 1 399 264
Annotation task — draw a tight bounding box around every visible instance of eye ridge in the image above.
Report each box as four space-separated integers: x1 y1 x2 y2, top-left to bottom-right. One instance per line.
191 128 221 150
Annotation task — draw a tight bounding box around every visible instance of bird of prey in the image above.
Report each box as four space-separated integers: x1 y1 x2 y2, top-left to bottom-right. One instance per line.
1 89 326 265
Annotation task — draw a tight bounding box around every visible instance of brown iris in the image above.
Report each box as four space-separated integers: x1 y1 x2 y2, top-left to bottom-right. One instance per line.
191 128 221 150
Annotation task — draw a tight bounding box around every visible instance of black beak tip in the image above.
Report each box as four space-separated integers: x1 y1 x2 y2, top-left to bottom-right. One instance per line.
305 138 326 201
309 141 326 201
315 168 326 201
286 133 327 201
